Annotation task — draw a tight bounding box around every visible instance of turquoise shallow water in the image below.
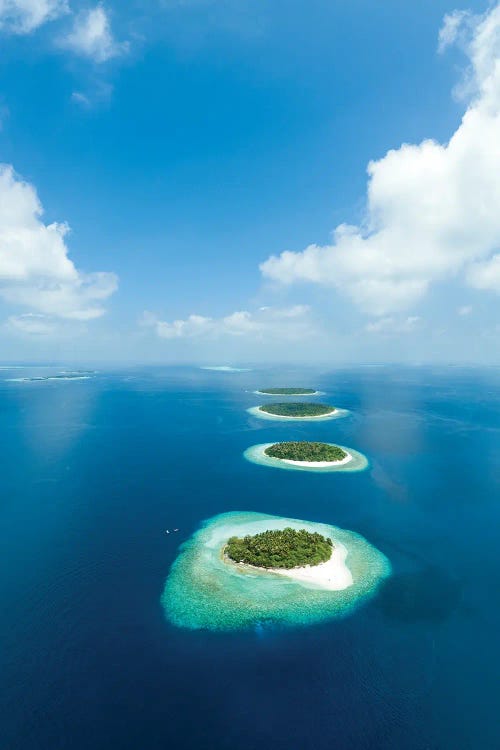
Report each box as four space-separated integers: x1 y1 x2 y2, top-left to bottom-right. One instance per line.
162 511 391 631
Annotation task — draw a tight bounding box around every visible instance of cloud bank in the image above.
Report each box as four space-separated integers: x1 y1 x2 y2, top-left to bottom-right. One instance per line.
260 3 500 316
0 164 118 323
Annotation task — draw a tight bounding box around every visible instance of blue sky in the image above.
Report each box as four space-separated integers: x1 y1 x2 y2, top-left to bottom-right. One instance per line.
0 0 498 364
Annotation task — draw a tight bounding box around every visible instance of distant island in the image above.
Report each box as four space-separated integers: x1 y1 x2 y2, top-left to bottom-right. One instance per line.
257 387 317 395
201 366 251 372
259 402 335 418
7 372 94 383
226 527 333 569
265 441 347 463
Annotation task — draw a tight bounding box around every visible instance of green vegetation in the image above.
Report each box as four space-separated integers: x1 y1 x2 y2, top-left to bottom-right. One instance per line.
259 402 335 417
265 441 347 462
225 527 333 569
259 387 316 395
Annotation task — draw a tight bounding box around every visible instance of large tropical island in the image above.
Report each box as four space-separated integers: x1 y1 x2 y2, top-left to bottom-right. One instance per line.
265 441 348 463
259 402 335 418
256 387 318 395
226 527 333 568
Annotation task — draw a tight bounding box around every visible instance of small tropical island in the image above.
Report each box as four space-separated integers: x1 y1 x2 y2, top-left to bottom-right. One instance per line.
259 402 335 418
244 441 368 472
257 387 318 395
265 441 348 464
161 511 392 631
226 527 333 569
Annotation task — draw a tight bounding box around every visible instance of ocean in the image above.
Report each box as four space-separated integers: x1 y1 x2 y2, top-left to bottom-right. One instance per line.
0 365 499 749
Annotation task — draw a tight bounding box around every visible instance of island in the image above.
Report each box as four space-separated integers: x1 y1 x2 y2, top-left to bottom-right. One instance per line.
8 372 94 382
257 387 318 395
161 511 391 631
243 441 369 472
247 401 347 422
265 441 349 465
201 366 251 372
258 402 335 418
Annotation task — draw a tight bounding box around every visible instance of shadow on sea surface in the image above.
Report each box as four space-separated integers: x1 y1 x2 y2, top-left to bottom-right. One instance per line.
369 461 409 503
377 565 463 623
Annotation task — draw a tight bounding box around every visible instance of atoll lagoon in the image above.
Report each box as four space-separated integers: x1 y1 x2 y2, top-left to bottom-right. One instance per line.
243 442 369 472
161 512 391 632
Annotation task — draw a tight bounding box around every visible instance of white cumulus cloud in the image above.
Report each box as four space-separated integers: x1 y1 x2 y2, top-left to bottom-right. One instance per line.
60 4 127 62
0 0 68 34
260 3 500 316
141 305 315 341
0 163 118 321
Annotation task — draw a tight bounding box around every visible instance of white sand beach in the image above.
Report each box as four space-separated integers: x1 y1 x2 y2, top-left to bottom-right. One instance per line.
226 540 353 591
281 452 353 468
269 542 353 591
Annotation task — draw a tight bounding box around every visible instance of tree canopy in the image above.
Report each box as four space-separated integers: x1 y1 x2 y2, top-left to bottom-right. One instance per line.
259 402 335 417
264 441 347 462
226 527 333 569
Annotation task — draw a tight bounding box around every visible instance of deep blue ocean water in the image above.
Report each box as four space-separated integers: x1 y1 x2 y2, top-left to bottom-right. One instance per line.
0 365 499 750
